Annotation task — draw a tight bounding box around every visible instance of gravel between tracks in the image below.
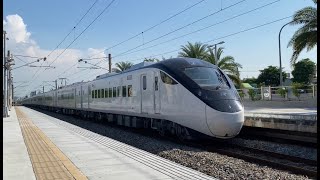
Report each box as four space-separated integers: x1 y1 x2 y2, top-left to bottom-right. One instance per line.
229 138 317 161
27 107 313 180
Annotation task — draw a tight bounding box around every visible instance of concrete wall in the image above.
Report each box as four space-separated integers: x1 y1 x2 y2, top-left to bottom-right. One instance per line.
242 98 317 108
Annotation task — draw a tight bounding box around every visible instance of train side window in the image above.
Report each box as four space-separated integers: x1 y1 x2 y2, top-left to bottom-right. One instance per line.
122 86 127 97
92 90 94 98
109 88 112 98
95 90 97 98
117 86 121 97
128 85 132 97
105 88 108 98
143 76 146 90
98 89 101 98
160 71 177 85
101 89 104 98
155 77 158 91
113 87 116 97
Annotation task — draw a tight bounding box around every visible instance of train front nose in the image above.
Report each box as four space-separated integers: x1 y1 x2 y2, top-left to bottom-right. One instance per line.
205 101 244 138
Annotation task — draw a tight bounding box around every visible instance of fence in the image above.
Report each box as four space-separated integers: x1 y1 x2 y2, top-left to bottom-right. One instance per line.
237 84 317 101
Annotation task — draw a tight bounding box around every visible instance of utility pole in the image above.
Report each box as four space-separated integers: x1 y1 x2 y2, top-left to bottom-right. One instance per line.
3 31 8 117
108 53 111 73
278 21 294 87
7 51 14 110
208 41 225 64
55 80 58 89
43 86 44 93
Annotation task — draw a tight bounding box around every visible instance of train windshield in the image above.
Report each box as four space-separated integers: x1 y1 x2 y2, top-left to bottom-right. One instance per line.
183 67 229 88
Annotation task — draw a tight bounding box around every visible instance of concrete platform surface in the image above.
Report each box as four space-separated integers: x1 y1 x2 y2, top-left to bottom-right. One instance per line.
244 107 317 115
244 106 317 115
17 106 216 180
3 107 36 180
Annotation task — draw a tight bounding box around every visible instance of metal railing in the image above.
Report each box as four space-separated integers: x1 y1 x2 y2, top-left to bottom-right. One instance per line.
237 84 317 101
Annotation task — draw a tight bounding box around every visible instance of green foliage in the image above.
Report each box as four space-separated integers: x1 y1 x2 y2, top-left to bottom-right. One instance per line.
178 42 242 87
248 89 256 101
256 66 287 86
291 82 304 100
292 58 316 84
144 58 160 62
242 77 258 86
114 61 133 72
238 91 245 100
288 0 317 64
178 42 208 59
277 88 288 99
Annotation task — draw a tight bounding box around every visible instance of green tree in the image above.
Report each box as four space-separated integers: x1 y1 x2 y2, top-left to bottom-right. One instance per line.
205 47 242 87
256 66 287 86
114 61 133 72
178 42 242 87
144 58 160 62
291 58 316 84
242 77 258 87
178 42 208 59
288 0 317 64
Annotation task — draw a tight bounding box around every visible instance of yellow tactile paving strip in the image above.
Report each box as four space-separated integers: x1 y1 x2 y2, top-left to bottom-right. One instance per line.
15 107 88 180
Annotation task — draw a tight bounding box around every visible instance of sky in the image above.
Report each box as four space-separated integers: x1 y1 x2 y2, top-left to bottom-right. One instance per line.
3 0 317 98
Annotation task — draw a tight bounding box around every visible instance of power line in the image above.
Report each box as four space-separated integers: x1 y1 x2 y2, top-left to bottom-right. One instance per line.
20 0 101 94
77 0 246 79
12 55 28 63
112 0 246 59
48 0 116 67
24 0 117 93
87 0 206 59
46 0 99 58
124 15 292 64
113 0 280 58
84 0 246 63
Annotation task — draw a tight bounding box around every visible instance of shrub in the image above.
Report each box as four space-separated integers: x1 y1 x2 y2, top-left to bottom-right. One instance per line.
248 89 256 101
291 83 304 101
277 87 288 99
239 91 245 100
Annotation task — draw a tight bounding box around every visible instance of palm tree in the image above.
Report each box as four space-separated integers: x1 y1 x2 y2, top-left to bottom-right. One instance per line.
144 58 160 62
178 42 208 59
288 0 317 65
114 61 133 72
205 47 243 87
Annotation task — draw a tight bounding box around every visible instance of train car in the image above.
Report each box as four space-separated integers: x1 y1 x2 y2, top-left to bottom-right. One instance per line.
22 58 244 139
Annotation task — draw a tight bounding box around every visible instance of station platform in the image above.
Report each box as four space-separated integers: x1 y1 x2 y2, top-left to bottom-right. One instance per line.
243 107 317 133
4 106 216 180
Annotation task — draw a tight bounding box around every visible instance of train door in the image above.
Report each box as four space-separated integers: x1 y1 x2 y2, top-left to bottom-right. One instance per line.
80 86 83 109
140 74 148 113
88 86 91 108
154 71 160 114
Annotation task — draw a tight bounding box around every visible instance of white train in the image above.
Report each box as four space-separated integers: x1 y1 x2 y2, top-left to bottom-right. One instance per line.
21 58 244 139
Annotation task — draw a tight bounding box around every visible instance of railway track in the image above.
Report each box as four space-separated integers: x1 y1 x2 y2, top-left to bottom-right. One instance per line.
29 106 317 178
239 126 317 148
201 143 317 178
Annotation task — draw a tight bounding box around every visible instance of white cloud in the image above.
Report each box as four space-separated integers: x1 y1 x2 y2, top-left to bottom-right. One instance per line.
3 14 108 97
3 14 31 43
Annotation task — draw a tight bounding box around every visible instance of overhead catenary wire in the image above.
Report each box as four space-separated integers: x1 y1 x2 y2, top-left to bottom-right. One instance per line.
86 0 206 59
57 0 206 80
24 0 117 94
123 15 293 64
70 15 291 85
111 0 246 59
111 0 281 58
74 0 246 80
48 0 117 67
19 0 101 94
46 0 99 58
